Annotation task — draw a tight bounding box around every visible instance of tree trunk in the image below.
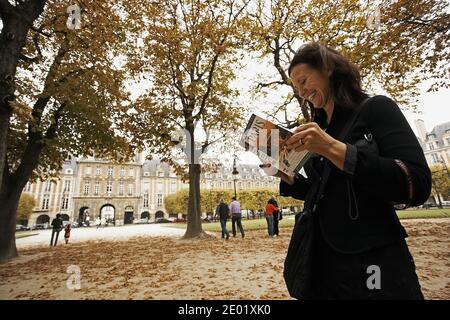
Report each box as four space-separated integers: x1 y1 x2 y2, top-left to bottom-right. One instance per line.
0 112 10 194
0 167 22 262
0 0 47 205
183 163 206 238
0 133 45 262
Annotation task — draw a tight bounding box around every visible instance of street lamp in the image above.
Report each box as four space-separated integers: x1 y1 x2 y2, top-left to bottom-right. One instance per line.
232 156 239 199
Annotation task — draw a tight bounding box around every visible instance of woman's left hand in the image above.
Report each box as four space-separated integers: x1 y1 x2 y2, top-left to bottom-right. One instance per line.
285 122 336 156
285 122 348 170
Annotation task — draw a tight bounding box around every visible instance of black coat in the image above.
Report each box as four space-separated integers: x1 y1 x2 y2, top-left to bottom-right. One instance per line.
51 217 63 230
280 95 431 254
216 203 230 220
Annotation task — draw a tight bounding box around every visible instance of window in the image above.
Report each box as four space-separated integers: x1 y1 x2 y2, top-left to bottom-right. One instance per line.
431 154 440 164
120 167 125 176
428 143 435 150
45 180 52 192
129 168 134 176
24 182 31 192
62 197 69 210
143 192 149 208
128 184 133 195
106 182 112 195
85 166 92 175
119 182 124 195
94 182 99 195
83 182 89 195
42 195 49 210
64 180 71 192
108 166 113 176
170 182 177 193
157 182 163 193
446 138 450 146
157 194 163 208
157 171 164 177
96 165 101 175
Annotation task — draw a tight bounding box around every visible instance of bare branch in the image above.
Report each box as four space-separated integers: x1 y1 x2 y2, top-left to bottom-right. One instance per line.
255 80 285 90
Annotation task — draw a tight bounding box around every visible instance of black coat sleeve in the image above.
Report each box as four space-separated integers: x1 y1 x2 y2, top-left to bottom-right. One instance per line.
279 173 311 200
345 95 432 206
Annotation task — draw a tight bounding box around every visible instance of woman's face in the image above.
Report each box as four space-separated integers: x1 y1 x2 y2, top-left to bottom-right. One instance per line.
290 63 331 109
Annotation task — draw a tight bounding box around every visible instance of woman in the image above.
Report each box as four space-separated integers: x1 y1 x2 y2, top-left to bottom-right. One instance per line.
265 42 431 299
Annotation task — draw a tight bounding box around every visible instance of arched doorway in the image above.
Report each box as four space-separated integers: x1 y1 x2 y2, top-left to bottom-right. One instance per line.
78 207 89 224
61 214 70 221
141 211 150 219
155 210 164 219
124 206 134 224
100 204 115 226
36 214 50 225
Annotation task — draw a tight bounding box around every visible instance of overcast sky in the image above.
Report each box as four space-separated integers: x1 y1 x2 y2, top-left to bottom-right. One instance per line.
232 56 450 166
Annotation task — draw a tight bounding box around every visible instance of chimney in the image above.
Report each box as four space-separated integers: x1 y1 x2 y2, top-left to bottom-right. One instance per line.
414 119 427 143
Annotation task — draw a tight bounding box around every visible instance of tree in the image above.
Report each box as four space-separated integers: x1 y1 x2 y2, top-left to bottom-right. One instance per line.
130 0 250 239
430 164 450 207
164 189 190 216
248 0 450 126
0 0 47 220
16 193 36 222
0 0 143 262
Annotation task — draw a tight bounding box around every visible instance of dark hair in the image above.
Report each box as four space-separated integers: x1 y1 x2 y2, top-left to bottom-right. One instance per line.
56 214 61 218
288 42 368 127
232 197 236 201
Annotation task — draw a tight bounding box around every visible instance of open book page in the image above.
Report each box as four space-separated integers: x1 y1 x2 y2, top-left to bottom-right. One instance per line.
240 114 312 177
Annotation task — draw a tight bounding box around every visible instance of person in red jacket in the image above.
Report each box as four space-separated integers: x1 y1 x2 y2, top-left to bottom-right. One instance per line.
264 199 279 237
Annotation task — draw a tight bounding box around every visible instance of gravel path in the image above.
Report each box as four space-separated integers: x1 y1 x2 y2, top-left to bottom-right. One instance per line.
16 224 186 249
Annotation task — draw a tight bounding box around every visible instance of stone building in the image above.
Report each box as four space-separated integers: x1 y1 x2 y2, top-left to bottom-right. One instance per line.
415 119 450 203
23 156 279 227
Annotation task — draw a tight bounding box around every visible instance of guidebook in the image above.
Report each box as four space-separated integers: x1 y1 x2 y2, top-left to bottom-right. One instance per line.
240 114 312 177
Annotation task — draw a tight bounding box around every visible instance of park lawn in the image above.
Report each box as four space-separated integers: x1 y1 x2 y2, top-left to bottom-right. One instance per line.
396 208 449 219
168 208 450 232
169 216 296 232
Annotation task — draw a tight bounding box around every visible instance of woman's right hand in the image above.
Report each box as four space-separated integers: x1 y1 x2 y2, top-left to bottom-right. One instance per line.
260 163 295 185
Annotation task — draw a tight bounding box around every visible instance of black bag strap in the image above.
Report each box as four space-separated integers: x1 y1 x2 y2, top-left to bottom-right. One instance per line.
311 97 371 213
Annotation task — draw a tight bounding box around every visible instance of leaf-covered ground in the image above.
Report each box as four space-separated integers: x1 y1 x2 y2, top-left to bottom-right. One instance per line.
0 218 448 300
